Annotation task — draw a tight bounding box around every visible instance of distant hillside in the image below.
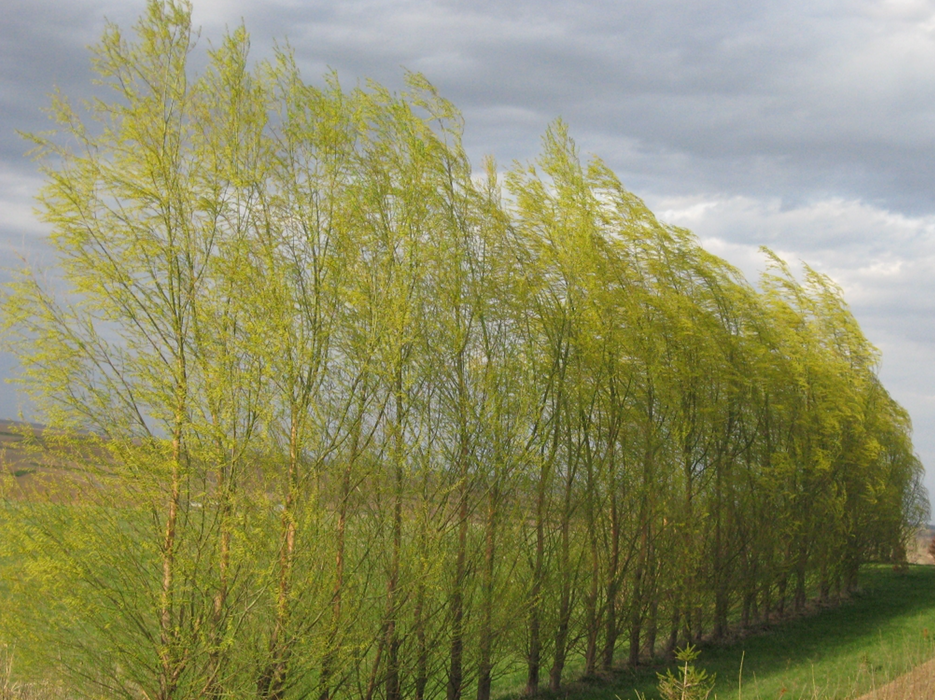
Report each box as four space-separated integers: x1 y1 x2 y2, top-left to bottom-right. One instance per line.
0 419 66 495
0 419 40 478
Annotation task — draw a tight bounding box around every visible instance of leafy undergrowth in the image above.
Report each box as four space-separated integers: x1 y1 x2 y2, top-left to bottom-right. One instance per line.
3 565 934 699
498 564 935 700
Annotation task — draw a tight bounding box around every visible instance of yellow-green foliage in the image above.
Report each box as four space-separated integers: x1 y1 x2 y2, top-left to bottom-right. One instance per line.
0 2 927 699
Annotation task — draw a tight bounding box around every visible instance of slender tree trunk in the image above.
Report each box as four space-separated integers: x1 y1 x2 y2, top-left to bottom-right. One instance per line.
364 628 386 700
740 553 756 630
549 458 575 692
258 418 300 700
320 414 360 700
159 427 183 700
447 411 470 700
693 604 704 643
583 444 600 677
584 528 600 676
203 450 232 698
602 489 620 673
741 587 752 630
642 596 657 660
414 469 432 700
527 418 558 696
664 607 680 661
713 465 729 640
414 576 429 700
628 536 645 667
385 372 405 700
385 464 403 700
751 578 760 623
714 585 729 640
762 577 772 622
845 555 860 594
525 473 546 695
794 541 807 613
447 479 468 700
630 423 654 669
477 484 498 700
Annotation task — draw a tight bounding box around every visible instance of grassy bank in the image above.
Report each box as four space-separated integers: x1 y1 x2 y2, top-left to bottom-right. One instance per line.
687 564 935 699
3 564 934 699
496 564 935 700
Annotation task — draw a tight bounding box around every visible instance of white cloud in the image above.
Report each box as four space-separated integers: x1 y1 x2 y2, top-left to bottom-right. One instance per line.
644 192 935 496
0 165 50 249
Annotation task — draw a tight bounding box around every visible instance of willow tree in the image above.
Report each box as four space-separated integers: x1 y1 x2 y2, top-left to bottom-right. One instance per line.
1 3 274 697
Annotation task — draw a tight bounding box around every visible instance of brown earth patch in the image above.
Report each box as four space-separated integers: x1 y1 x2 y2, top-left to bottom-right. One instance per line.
851 655 935 700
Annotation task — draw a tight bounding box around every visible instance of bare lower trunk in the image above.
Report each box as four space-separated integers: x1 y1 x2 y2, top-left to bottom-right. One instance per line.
584 463 600 677
549 465 574 693
385 473 403 700
642 597 657 660
602 491 621 673
526 525 543 694
203 455 232 698
627 611 642 668
159 470 181 700
794 544 807 613
414 580 428 700
714 585 729 641
584 539 600 676
664 607 679 661
447 491 468 700
159 419 184 700
319 454 353 700
777 574 787 617
741 588 753 629
628 562 643 667
526 466 548 695
257 506 296 699
628 514 649 668
819 558 830 603
364 629 386 700
549 586 571 692
761 579 771 623
477 486 498 700
385 374 405 700
258 420 300 700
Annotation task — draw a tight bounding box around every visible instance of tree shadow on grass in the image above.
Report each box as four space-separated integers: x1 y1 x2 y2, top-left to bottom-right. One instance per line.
529 565 935 700
669 565 935 699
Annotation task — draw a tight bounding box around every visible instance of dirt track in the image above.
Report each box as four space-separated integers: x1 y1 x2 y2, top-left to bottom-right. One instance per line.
852 656 935 700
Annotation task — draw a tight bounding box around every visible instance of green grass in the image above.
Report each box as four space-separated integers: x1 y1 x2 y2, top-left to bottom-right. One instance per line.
522 564 935 700
3 519 934 700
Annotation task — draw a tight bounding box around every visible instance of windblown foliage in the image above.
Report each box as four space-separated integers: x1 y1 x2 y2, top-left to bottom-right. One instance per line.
0 2 927 699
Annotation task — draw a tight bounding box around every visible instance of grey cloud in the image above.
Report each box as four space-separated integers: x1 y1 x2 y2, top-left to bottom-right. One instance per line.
10 0 935 209
4 0 935 496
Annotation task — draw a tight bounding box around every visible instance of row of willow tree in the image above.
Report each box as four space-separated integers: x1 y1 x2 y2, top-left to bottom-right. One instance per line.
1 3 928 700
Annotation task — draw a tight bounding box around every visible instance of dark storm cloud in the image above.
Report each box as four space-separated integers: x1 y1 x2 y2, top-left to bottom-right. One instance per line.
180 0 935 210
7 0 935 207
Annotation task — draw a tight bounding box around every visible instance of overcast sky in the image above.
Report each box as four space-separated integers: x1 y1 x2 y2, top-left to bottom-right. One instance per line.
3 0 935 503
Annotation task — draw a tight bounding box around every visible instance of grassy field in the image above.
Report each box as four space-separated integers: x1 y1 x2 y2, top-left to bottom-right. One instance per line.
685 564 935 700
4 432 935 700
2 564 935 699
493 564 935 700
